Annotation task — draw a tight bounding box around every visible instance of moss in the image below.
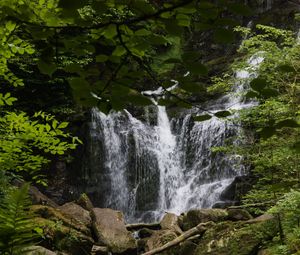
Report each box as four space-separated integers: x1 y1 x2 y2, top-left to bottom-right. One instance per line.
194 219 278 255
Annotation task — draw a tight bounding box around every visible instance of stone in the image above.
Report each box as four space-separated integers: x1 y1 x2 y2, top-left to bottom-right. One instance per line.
59 202 92 227
31 205 91 236
226 208 253 221
138 228 154 238
145 230 178 255
91 245 109 255
25 246 57 255
35 217 93 255
160 213 183 234
181 209 228 231
194 215 278 255
92 208 137 254
29 186 59 208
77 193 94 212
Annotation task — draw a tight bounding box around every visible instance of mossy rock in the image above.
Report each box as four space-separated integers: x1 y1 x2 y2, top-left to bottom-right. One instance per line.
145 230 179 255
194 217 278 255
181 209 228 231
34 217 93 255
30 205 90 236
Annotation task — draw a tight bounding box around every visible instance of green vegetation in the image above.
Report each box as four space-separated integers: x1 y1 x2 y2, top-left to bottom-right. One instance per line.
0 0 299 254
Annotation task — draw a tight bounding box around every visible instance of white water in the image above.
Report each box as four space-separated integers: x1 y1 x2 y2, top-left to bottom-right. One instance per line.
86 55 263 222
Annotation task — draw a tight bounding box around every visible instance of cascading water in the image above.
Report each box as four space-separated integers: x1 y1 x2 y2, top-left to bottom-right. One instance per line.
84 56 263 223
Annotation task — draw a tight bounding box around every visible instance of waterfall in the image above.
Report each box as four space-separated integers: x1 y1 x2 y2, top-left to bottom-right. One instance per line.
84 56 262 223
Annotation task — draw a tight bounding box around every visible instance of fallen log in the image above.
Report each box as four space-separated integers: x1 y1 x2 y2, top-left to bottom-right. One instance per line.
228 200 277 210
141 221 214 255
126 222 161 231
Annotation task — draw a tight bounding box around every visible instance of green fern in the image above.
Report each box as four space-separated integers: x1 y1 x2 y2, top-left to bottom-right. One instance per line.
0 183 38 255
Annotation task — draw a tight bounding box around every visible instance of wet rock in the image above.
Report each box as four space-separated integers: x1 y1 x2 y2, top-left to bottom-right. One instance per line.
226 208 253 221
160 213 183 234
59 202 92 227
92 208 137 254
145 230 178 255
181 209 228 231
194 215 278 255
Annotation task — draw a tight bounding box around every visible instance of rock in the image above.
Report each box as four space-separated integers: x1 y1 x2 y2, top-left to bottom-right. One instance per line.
31 205 91 236
181 209 228 231
138 228 154 238
25 246 57 255
91 245 109 255
77 193 94 212
220 176 254 202
194 215 278 255
59 202 92 227
160 213 183 234
92 208 136 254
145 230 178 255
178 240 198 255
29 186 59 208
35 217 93 255
226 209 253 221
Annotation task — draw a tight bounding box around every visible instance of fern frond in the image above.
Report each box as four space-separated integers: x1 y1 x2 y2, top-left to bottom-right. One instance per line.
0 183 38 255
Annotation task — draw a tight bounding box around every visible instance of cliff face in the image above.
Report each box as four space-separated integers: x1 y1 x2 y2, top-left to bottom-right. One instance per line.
44 0 300 212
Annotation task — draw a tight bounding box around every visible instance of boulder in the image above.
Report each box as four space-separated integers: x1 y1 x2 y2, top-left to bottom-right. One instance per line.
59 202 92 227
226 208 253 221
31 205 91 236
92 208 136 254
77 193 94 212
29 186 59 208
35 217 93 255
160 213 183 234
194 215 278 255
180 209 228 231
145 230 178 255
25 246 57 255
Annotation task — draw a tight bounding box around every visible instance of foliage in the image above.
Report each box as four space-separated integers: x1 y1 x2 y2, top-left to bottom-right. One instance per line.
0 183 40 255
0 0 254 112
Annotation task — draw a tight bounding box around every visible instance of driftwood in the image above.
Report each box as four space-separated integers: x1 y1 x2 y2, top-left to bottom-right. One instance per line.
141 221 214 255
126 222 161 231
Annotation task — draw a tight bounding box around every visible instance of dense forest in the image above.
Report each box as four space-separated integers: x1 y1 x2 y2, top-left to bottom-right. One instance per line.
0 0 300 255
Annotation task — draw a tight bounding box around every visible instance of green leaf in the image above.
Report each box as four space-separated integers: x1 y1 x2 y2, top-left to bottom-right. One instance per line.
127 93 152 106
260 88 279 98
214 28 235 44
276 119 299 128
194 114 212 122
186 63 208 75
214 110 232 118
112 46 127 57
58 122 69 129
5 21 16 32
180 82 204 93
58 0 86 9
250 77 267 92
103 24 117 39
37 60 56 76
96 54 108 62
245 90 259 99
277 64 295 73
259 126 276 139
135 29 152 36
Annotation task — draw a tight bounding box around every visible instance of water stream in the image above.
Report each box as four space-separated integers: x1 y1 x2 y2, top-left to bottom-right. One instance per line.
84 56 263 223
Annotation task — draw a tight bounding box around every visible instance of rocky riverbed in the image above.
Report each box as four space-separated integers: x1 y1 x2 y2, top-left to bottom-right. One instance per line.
26 186 278 255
